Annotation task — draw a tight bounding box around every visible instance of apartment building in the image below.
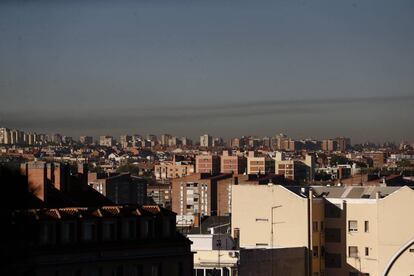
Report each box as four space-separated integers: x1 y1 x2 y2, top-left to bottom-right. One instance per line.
1 128 44 146
155 159 194 180
232 184 323 275
171 173 233 226
366 151 387 168
168 136 181 147
335 137 351 152
275 159 310 183
275 160 297 181
147 183 172 208
195 154 221 174
220 150 247 175
246 151 275 174
322 139 338 152
89 173 147 205
312 185 414 276
119 135 132 148
230 137 242 148
160 134 172 146
232 184 414 276
0 127 7 144
79 135 93 145
99 135 115 147
181 136 192 146
200 134 213 148
105 173 147 205
3 163 194 275
6 205 194 276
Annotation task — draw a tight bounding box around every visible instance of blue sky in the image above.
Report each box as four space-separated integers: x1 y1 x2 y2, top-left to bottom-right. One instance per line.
0 0 413 142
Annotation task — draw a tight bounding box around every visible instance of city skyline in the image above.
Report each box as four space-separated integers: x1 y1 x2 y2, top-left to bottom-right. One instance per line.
1 124 412 146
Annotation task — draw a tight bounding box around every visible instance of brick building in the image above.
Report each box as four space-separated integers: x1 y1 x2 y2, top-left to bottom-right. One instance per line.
171 173 234 226
154 157 194 180
195 154 220 174
246 151 275 174
220 150 247 175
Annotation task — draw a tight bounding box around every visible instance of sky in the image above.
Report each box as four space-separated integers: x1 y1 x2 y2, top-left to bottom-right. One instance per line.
0 0 413 143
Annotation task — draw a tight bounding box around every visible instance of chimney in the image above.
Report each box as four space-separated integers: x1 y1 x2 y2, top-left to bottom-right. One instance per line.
60 163 71 193
26 162 47 202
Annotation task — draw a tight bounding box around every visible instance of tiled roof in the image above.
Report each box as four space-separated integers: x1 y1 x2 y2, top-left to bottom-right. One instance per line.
13 205 173 220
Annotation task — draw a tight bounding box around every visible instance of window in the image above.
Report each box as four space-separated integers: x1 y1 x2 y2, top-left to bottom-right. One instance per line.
365 247 369 256
83 221 97 241
135 265 143 276
313 246 319 257
348 220 358 232
312 221 318 232
325 253 341 268
74 269 82 276
39 222 55 245
61 221 76 243
112 266 123 276
122 219 136 240
325 228 341 243
162 218 172 237
320 221 324 231
87 268 102 276
173 262 183 276
348 246 358 258
206 269 221 276
141 220 149 238
364 221 369 232
103 221 117 241
151 264 161 276
148 220 155 238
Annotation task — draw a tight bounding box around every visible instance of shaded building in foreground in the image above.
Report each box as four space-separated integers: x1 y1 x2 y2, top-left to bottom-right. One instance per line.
1 163 194 276
5 205 193 276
